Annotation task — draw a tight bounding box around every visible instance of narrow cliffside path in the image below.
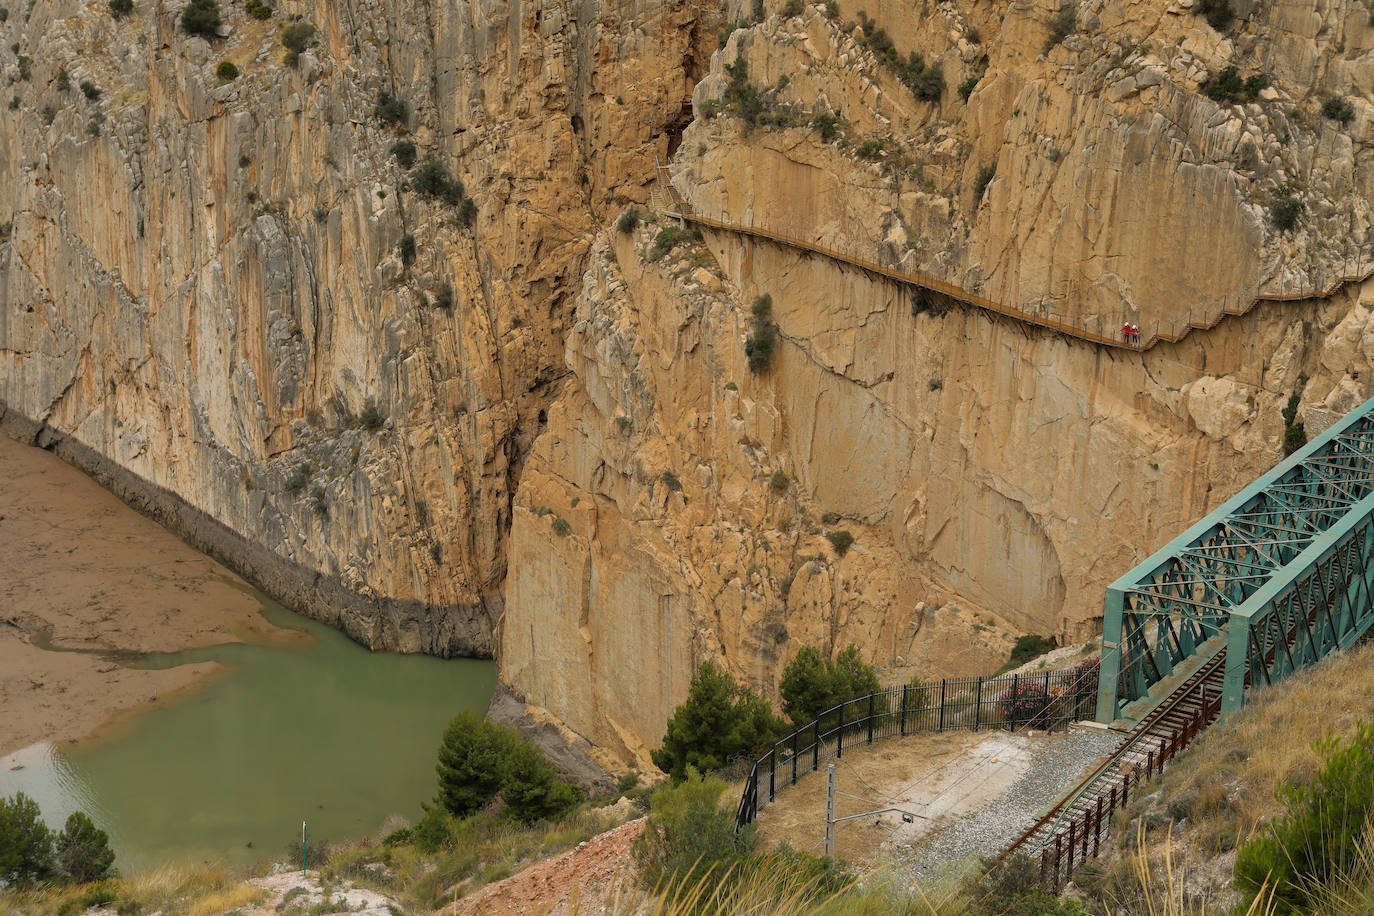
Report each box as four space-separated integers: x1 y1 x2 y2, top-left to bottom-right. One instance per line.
657 168 1374 353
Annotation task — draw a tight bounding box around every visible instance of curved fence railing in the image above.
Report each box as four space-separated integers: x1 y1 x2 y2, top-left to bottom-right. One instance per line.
735 665 1099 828
655 165 1374 353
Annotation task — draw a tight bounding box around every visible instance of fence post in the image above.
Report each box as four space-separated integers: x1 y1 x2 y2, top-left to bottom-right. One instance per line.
1054 833 1063 890
792 730 799 785
813 720 820 771
769 748 776 801
1011 674 1019 729
900 684 909 736
1067 821 1076 879
868 693 876 745
974 677 984 730
1147 749 1155 778
939 680 947 731
1094 796 1104 856
837 702 845 758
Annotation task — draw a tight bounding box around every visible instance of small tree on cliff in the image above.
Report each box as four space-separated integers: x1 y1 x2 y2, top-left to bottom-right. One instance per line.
434 711 582 822
0 792 55 887
652 661 785 781
55 811 116 883
435 711 519 817
779 644 881 727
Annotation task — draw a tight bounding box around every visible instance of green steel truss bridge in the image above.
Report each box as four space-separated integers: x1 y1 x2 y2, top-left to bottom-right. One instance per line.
1097 395 1374 722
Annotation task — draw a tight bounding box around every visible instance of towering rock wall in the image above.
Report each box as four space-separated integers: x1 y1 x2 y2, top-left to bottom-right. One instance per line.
6 0 1374 772
0 0 721 652
500 0 1374 767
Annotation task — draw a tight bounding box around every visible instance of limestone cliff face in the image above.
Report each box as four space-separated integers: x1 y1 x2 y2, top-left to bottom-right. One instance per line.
501 0 1374 768
0 0 720 652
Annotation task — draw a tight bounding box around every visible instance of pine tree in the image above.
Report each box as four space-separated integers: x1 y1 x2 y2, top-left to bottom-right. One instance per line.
651 661 785 780
55 811 116 883
434 711 518 817
0 792 55 887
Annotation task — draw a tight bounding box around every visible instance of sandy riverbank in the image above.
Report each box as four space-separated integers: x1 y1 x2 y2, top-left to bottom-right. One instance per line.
0 434 304 756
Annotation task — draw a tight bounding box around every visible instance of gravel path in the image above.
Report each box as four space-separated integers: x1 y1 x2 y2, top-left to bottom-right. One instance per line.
897 726 1124 885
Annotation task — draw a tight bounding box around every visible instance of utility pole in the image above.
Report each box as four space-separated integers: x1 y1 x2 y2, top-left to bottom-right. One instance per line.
824 764 836 859
822 763 926 861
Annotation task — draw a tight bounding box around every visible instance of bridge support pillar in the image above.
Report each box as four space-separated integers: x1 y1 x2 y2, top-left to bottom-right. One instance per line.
1096 589 1125 723
1222 611 1249 714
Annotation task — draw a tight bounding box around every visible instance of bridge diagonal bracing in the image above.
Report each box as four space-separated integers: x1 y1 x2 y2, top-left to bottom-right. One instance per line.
1097 396 1374 722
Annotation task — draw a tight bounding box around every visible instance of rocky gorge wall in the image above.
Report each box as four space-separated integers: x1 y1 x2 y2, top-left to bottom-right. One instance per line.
499 0 1374 766
0 0 721 653
7 0 1374 774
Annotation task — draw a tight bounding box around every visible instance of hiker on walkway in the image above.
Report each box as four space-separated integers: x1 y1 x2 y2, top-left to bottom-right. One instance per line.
1131 323 1141 345
1122 322 1132 344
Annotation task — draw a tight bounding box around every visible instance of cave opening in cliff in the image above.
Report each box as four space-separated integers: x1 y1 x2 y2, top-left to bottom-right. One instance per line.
664 100 692 158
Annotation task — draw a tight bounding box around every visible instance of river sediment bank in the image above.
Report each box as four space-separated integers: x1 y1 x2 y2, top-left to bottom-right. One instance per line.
0 431 295 756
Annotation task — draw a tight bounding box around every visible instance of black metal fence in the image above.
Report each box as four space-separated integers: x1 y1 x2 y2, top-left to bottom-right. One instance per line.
735 665 1099 827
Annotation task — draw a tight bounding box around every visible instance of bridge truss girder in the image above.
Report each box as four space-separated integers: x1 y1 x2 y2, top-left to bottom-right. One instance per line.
1098 400 1374 722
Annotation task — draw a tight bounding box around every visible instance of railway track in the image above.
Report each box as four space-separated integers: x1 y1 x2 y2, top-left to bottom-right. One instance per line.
998 650 1225 886
1000 550 1356 888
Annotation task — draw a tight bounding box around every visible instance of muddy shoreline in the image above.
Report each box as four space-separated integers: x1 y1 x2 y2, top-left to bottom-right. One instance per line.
0 432 295 757
0 402 498 660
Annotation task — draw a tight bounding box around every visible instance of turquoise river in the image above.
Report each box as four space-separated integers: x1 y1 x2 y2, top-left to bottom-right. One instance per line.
0 595 497 870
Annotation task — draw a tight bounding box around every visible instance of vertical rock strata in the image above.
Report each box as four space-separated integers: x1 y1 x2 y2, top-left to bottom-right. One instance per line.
503 0 1374 765
6 0 1374 768
0 0 720 653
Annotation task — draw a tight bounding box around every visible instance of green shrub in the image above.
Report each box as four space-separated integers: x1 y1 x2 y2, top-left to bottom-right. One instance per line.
617 771 640 794
781 0 802 16
360 398 386 430
958 73 979 101
780 644 881 726
433 281 454 310
458 197 478 227
632 768 756 892
824 0 838 18
375 89 408 126
1236 722 1374 914
770 470 789 492
390 139 416 168
906 64 944 101
80 80 101 100
55 812 116 883
746 322 776 372
15 54 29 81
411 158 464 204
973 162 996 202
499 741 584 824
179 0 221 38
435 711 520 817
108 0 133 18
215 60 238 80
1323 96 1355 123
284 462 308 493
398 234 416 266
649 225 692 261
409 805 453 853
1204 65 1270 104
966 854 1082 915
0 792 55 887
1044 3 1076 51
651 661 785 781
245 0 272 18
1004 634 1057 670
551 517 571 536
827 529 854 554
810 111 840 141
1271 195 1303 232
1283 423 1307 456
1194 0 1231 29
616 208 641 233
56 68 69 91
433 710 581 824
281 22 316 67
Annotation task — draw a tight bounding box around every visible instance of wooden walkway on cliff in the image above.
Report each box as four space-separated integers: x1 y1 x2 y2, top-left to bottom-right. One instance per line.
653 165 1374 352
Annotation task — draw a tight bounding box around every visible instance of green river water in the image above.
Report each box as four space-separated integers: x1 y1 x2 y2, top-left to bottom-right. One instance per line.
0 595 496 870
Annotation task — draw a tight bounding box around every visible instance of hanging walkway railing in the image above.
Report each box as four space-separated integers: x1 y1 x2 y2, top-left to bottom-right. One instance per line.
655 165 1374 352
735 664 1099 828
